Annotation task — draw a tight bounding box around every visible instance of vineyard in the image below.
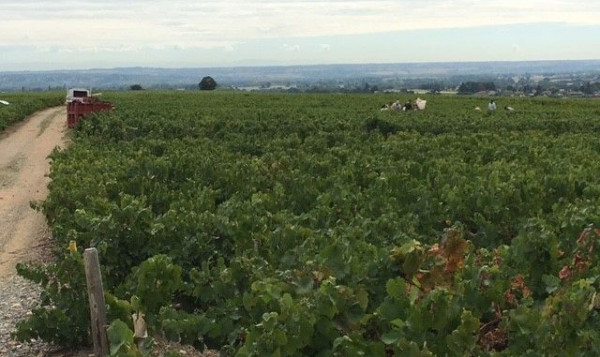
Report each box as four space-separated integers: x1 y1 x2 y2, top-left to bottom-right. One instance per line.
14 91 600 356
0 92 65 131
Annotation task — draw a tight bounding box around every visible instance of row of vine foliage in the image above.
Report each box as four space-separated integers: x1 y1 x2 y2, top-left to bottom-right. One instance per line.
0 92 65 131
15 92 600 355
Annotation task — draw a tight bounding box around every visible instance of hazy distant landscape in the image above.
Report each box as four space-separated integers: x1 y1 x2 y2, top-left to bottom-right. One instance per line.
1 59 599 95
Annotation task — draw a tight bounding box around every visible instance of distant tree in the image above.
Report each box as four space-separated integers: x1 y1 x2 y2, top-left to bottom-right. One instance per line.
581 82 594 95
199 76 217 90
428 85 441 94
130 84 143 90
358 82 378 93
422 82 442 94
534 85 543 96
457 81 496 94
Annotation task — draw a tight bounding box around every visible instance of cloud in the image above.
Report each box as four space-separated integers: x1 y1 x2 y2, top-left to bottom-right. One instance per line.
283 44 300 52
1 0 599 69
1 0 598 50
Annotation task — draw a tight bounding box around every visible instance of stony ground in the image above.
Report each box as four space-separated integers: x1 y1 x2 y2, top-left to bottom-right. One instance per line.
0 274 49 357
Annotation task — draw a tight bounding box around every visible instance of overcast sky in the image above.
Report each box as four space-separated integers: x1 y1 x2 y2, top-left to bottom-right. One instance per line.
1 0 599 71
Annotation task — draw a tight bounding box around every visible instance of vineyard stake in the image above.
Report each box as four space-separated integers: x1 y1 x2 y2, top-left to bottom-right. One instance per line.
84 248 109 357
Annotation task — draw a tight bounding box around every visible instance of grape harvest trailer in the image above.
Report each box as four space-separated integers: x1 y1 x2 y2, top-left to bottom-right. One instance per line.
66 88 113 128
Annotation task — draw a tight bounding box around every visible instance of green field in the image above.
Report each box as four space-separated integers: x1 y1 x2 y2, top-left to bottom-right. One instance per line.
0 92 65 131
16 92 600 356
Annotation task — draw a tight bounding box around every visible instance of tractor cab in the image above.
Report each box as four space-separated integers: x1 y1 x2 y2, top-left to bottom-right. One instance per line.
66 88 91 103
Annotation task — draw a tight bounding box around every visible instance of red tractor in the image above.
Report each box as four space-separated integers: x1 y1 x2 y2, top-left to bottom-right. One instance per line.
66 88 113 128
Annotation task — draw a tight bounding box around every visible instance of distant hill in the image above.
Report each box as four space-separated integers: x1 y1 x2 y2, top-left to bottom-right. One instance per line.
1 60 599 92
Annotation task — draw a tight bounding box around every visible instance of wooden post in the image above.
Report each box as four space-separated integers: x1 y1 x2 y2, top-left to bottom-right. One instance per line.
84 248 109 357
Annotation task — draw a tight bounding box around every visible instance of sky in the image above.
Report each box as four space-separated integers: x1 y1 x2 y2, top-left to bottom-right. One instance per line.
1 0 599 71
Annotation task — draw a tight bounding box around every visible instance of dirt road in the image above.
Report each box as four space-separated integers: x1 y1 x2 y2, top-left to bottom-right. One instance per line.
0 106 67 279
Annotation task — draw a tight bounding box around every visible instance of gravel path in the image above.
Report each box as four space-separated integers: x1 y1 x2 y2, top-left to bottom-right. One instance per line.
0 107 68 357
0 107 67 277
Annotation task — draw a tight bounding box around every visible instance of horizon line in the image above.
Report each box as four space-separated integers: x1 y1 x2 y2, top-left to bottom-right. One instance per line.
3 58 600 74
